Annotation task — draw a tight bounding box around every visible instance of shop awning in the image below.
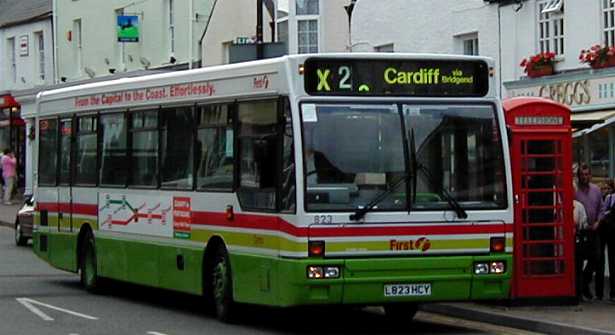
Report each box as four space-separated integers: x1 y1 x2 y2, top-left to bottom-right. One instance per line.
573 113 615 138
571 110 615 123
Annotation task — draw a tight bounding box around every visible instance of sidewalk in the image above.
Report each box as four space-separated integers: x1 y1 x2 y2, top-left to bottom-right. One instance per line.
0 201 20 228
423 299 615 335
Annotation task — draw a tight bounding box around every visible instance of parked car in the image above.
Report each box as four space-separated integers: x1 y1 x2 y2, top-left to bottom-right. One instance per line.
15 195 34 246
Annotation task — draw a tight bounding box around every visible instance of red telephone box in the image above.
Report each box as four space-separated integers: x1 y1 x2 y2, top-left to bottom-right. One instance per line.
504 97 576 299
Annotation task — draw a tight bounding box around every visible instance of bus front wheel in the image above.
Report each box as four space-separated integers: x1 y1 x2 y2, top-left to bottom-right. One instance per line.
80 232 100 293
211 245 236 322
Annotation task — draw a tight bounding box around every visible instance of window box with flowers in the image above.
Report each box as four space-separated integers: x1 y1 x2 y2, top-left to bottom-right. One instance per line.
520 52 556 78
579 45 615 69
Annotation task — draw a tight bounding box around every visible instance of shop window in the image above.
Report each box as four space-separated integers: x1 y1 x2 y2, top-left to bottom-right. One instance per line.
196 104 234 190
75 115 98 186
99 112 128 186
588 128 609 180
38 119 58 186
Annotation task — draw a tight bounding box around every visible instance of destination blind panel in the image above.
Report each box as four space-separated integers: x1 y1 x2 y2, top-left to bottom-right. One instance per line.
304 58 490 97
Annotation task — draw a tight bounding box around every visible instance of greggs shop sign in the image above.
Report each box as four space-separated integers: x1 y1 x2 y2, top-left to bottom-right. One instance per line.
504 71 615 110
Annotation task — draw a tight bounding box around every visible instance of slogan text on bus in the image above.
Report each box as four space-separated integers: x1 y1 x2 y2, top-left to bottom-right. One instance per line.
74 82 216 108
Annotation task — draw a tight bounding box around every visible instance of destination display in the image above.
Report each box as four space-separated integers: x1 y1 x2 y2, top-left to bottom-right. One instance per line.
304 58 489 97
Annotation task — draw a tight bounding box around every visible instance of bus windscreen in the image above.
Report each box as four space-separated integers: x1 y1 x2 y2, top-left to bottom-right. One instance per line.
304 58 490 97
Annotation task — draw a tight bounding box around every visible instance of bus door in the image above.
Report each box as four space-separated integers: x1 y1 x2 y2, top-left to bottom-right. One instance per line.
58 118 73 233
504 97 575 299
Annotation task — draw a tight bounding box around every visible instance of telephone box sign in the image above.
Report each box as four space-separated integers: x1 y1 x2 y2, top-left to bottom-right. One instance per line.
515 116 563 126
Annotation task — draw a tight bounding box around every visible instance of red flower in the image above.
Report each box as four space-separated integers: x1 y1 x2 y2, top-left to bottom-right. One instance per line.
579 44 614 66
519 51 557 73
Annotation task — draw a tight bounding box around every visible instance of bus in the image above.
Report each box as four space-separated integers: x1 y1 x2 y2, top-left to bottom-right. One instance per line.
32 53 513 321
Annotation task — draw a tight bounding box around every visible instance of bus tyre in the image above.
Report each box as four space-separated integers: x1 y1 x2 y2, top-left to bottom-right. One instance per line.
15 221 27 246
80 232 100 293
384 304 418 322
212 246 236 322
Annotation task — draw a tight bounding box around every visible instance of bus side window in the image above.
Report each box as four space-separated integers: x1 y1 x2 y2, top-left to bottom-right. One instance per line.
38 119 59 186
99 112 128 186
279 97 296 213
237 100 279 211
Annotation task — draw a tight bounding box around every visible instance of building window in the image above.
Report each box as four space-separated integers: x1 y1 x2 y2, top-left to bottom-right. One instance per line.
7 38 16 83
538 0 564 55
375 43 395 53
168 0 175 55
297 19 318 54
35 32 45 81
603 0 615 46
296 0 319 15
463 37 479 56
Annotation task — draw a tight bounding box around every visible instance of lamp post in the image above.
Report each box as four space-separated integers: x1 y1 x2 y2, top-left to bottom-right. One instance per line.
256 0 264 59
344 0 356 52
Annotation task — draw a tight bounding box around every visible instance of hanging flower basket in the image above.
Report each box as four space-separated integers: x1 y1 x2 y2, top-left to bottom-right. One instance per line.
580 45 615 69
520 52 556 78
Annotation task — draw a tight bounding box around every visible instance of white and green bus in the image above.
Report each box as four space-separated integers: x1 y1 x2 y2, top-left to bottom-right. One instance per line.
33 53 513 321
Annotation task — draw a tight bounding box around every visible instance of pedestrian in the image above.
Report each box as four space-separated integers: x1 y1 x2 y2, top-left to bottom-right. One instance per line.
574 163 604 300
574 196 589 301
1 148 17 205
597 179 615 301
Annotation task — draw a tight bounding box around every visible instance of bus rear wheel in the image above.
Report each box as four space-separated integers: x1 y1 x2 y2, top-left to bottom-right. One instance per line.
383 303 418 322
80 232 100 293
211 245 236 322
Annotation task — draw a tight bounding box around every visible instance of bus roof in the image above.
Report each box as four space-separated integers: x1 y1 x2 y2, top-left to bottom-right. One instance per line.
36 53 496 116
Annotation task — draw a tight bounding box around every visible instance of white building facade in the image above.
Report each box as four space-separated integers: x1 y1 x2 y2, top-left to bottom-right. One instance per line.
55 0 215 81
0 0 54 194
202 0 351 67
352 0 614 180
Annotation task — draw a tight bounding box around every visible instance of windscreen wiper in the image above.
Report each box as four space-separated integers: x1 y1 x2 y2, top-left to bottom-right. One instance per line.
409 129 468 220
349 175 409 221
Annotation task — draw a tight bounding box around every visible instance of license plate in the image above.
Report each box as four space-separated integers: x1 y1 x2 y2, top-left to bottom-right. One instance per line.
384 283 431 297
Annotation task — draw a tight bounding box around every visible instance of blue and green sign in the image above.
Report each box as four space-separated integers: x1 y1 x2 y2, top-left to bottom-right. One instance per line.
117 15 139 42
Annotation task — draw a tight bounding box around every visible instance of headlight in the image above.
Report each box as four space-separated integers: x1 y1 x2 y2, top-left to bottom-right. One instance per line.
307 266 324 279
489 261 505 274
474 261 506 275
307 266 340 279
474 263 490 275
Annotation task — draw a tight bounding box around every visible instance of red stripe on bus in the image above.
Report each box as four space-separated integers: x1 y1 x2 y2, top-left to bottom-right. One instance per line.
36 202 511 238
37 202 98 216
190 211 511 238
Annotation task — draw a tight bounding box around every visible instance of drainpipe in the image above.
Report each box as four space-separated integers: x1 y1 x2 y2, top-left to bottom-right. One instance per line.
188 0 193 69
52 0 59 83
